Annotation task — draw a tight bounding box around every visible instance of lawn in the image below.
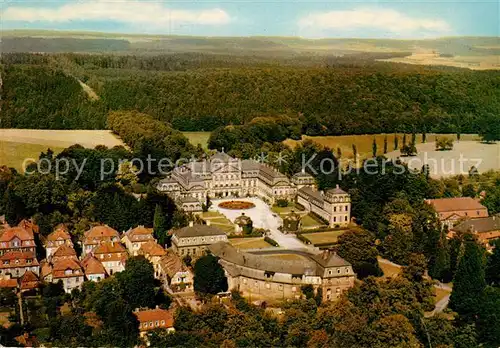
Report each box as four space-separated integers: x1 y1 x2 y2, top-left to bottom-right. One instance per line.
284 133 479 160
182 132 211 149
0 140 65 171
434 286 451 304
301 229 346 245
201 211 224 218
300 213 327 229
378 259 402 278
0 129 126 172
229 237 272 249
271 202 304 216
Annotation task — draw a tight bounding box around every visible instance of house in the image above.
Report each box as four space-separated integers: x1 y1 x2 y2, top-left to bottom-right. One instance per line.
92 241 128 275
138 241 167 277
81 255 107 282
0 251 39 279
51 244 78 262
51 258 85 293
426 197 489 228
82 225 120 256
121 226 155 256
134 307 175 339
234 213 252 235
451 214 500 248
209 242 355 303
19 270 40 292
157 251 193 292
0 227 36 255
171 223 228 258
297 185 351 228
45 225 73 259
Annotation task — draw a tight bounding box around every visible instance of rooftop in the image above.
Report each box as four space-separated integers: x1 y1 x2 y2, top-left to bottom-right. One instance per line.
81 255 107 275
452 214 500 234
173 224 226 238
46 225 71 242
426 197 488 213
134 308 174 329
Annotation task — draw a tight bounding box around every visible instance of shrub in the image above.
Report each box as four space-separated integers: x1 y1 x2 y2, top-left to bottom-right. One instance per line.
264 236 279 247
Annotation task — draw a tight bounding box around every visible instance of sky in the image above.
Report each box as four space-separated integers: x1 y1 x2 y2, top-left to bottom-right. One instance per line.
1 0 498 39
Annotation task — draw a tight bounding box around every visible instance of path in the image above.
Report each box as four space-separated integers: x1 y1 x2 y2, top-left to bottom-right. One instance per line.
78 79 100 101
211 197 315 252
378 257 452 316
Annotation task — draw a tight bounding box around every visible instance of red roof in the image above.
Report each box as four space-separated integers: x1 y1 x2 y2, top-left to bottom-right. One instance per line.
52 258 83 279
139 241 166 257
84 225 120 241
0 227 34 244
134 308 174 331
81 255 107 275
93 242 128 262
52 244 77 259
125 226 154 242
426 197 488 213
19 270 40 290
46 225 71 242
0 278 17 288
0 251 38 268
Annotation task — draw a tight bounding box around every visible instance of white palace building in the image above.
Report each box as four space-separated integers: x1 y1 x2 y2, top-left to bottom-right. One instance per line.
157 152 351 227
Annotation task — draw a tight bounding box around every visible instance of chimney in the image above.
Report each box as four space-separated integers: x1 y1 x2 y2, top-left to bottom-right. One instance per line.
189 221 194 227
206 220 211 226
336 184 339 189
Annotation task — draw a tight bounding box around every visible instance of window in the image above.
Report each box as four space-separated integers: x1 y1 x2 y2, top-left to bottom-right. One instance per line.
149 322 153 327
292 286 297 292
333 206 337 212
337 269 341 273
279 284 283 290
161 320 165 325
345 268 349 273
155 320 159 326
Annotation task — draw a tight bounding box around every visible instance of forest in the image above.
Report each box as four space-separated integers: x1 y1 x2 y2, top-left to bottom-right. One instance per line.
1 53 499 139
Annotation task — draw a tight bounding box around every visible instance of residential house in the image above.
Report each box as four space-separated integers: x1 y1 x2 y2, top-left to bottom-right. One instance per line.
451 214 500 249
158 251 193 292
425 197 489 228
0 251 39 279
138 241 166 278
82 225 120 256
81 255 107 282
45 225 73 259
51 244 78 262
51 258 85 293
171 224 228 258
19 270 40 292
134 307 175 340
92 241 128 275
0 227 36 255
122 226 155 256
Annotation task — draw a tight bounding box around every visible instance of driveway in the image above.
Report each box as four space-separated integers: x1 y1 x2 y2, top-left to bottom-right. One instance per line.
210 197 310 250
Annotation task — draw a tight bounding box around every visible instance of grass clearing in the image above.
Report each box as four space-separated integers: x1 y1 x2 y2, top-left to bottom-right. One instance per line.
378 258 402 278
229 237 272 249
434 287 451 304
0 129 126 171
284 133 479 160
182 132 211 149
301 213 327 229
0 140 65 171
301 229 346 245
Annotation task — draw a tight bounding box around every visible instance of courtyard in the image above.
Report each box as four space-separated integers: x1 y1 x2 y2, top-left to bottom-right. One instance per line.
210 197 310 250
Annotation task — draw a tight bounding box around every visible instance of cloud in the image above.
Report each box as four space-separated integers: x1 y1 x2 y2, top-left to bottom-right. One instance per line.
298 8 452 37
2 0 231 29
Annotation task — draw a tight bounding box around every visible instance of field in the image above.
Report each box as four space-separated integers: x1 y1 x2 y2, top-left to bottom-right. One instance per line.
284 133 478 160
301 229 347 245
182 132 211 149
0 129 126 171
300 214 327 229
229 237 272 249
379 52 500 70
385 140 500 178
200 211 235 233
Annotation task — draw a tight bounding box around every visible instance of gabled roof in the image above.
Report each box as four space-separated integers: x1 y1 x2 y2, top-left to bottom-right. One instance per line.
159 252 190 278
326 185 347 195
46 225 71 242
124 226 154 242
52 244 77 259
453 215 500 234
81 255 107 275
139 241 166 257
426 197 488 213
52 258 83 279
93 241 126 254
17 220 38 237
0 251 39 268
311 251 352 268
19 270 40 290
0 227 34 243
84 225 120 241
0 278 18 288
134 308 174 328
173 225 226 238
